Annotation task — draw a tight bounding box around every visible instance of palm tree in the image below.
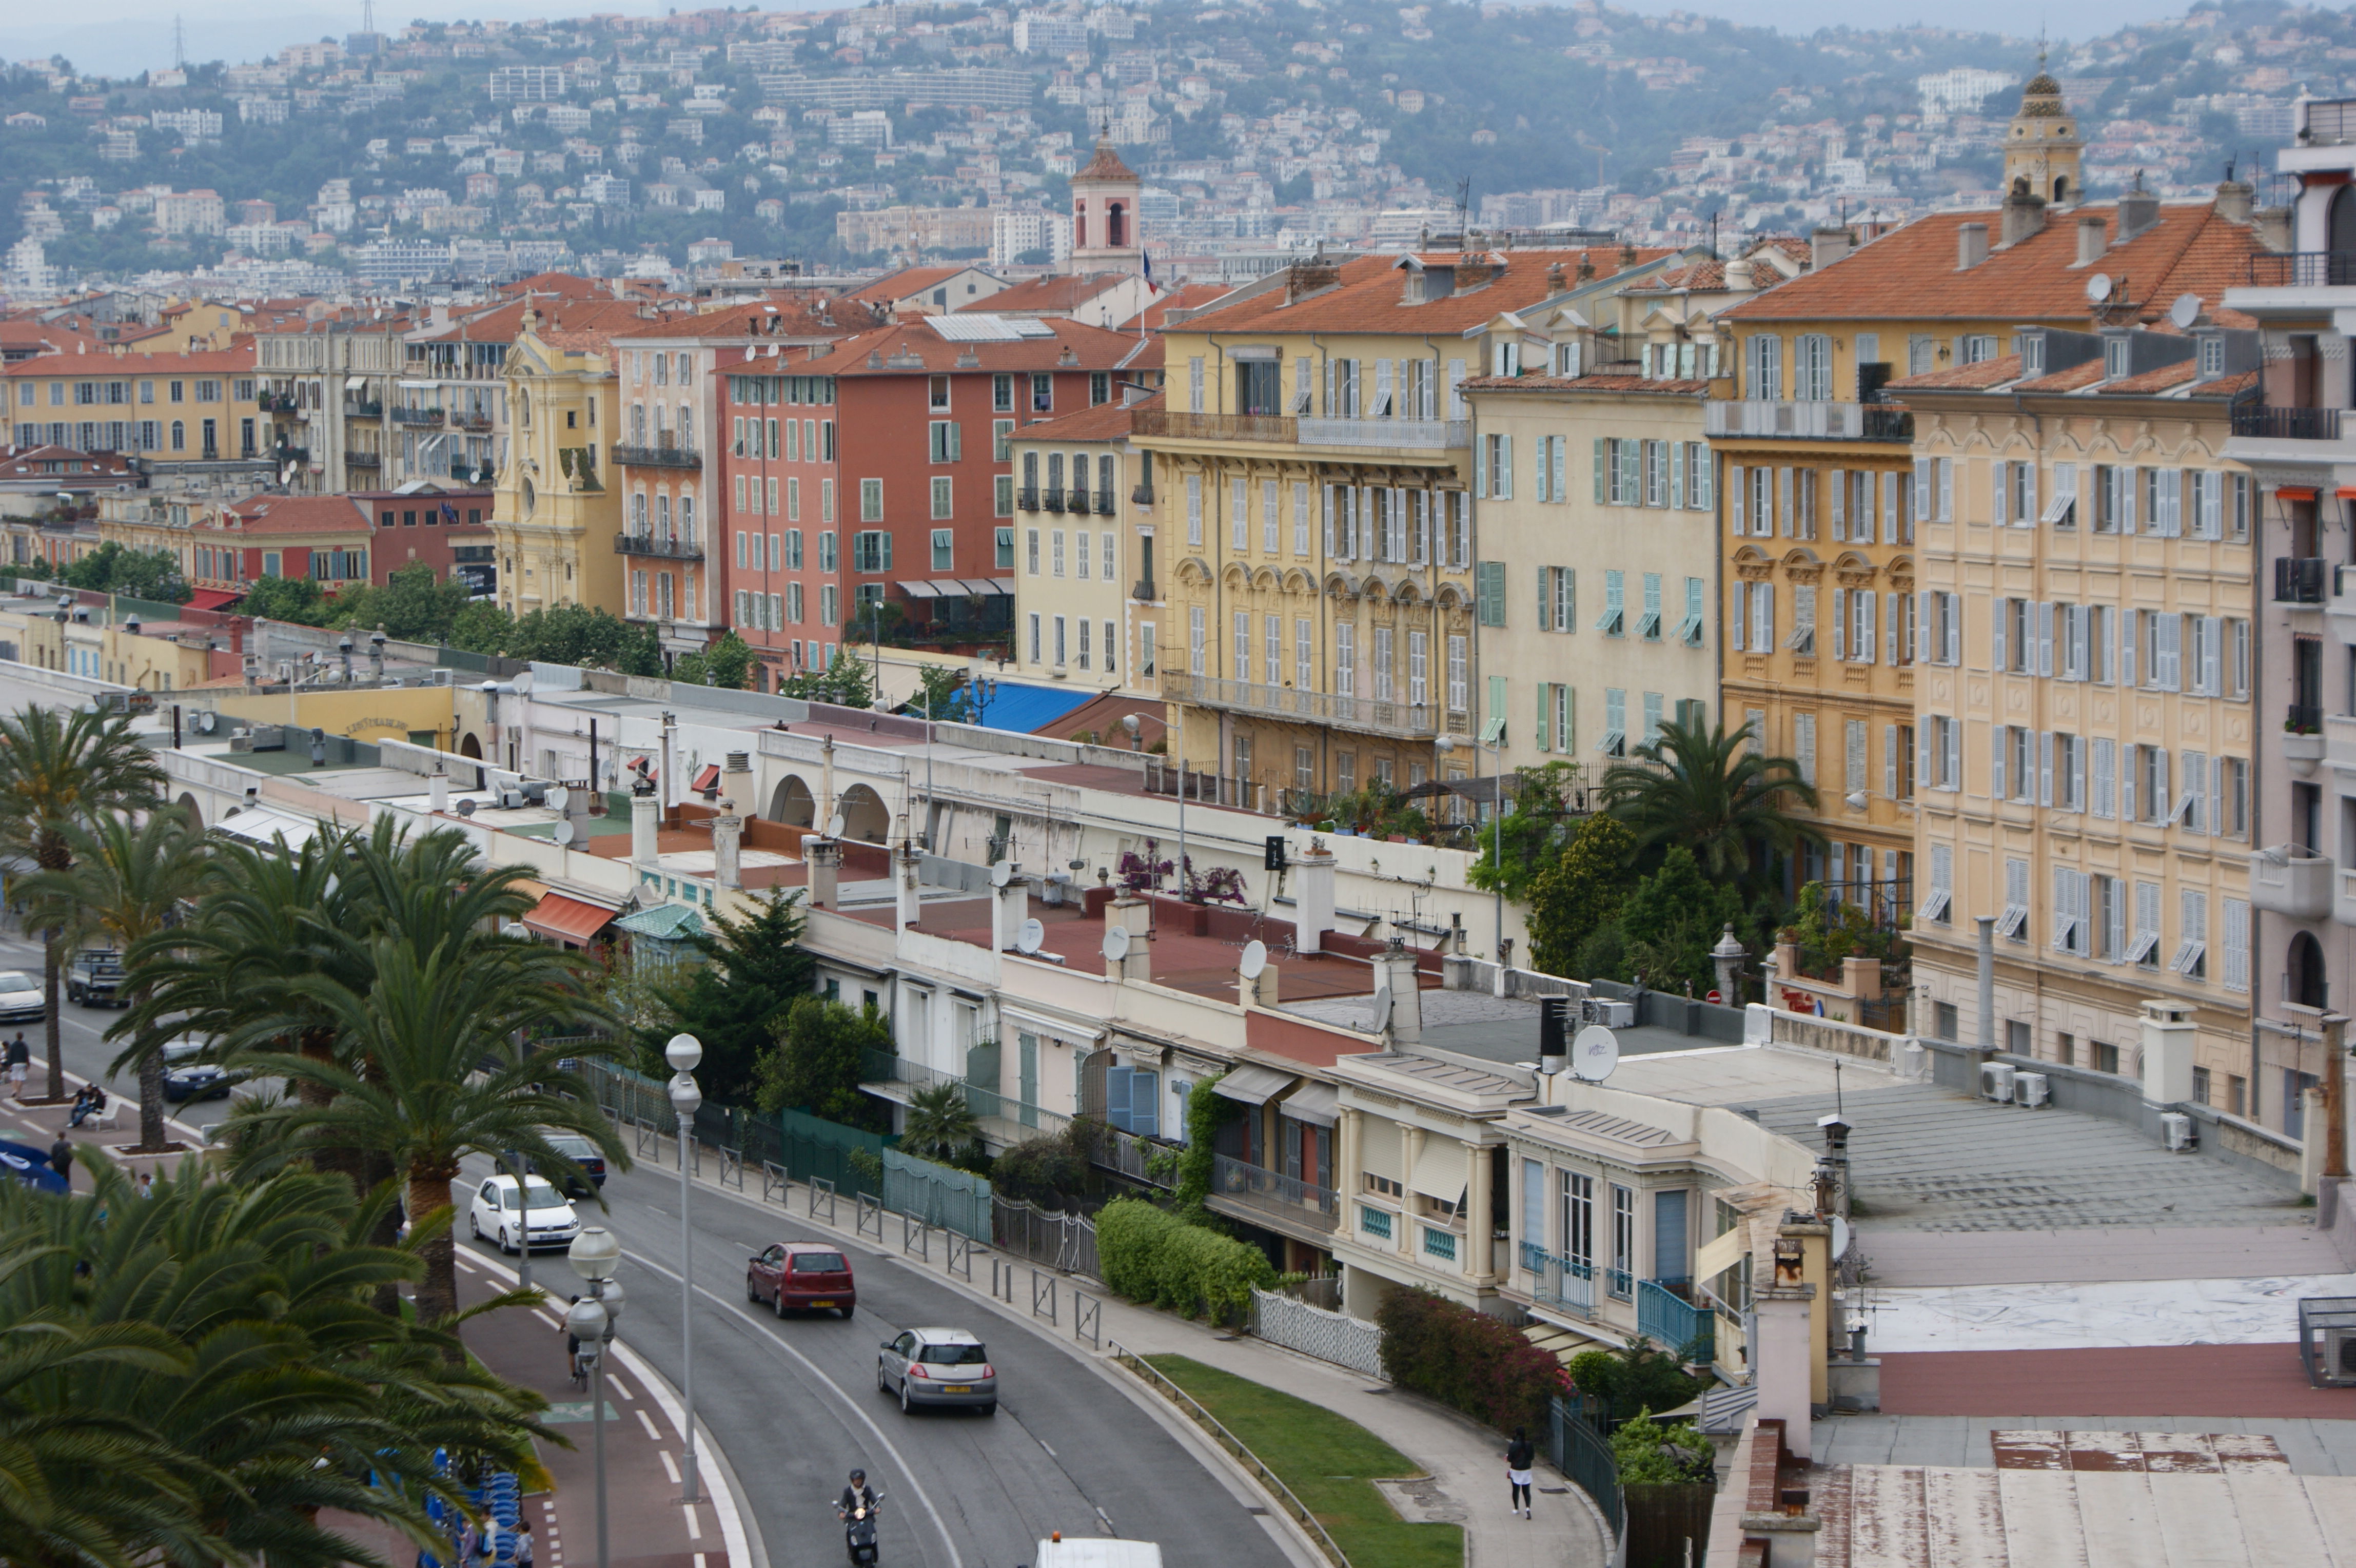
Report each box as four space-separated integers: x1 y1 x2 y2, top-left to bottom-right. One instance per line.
235 935 625 1338
0 705 166 1101
901 1081 981 1164
0 1158 557 1568
28 811 212 1151
1599 716 1822 897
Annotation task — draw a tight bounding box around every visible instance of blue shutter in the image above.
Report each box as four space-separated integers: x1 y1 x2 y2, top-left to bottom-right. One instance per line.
1131 1069 1159 1137
1105 1065 1133 1133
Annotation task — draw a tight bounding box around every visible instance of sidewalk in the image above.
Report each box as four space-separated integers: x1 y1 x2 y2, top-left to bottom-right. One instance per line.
674 1147 1610 1568
326 1247 744 1568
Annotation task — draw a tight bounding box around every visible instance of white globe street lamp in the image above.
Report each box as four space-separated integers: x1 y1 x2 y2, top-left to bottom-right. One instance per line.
665 1032 704 1504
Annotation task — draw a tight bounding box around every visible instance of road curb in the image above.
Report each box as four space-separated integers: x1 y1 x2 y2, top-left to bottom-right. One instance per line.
463 1243 768 1568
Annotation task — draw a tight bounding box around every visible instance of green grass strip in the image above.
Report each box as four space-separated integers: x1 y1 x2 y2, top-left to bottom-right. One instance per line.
1143 1355 1463 1568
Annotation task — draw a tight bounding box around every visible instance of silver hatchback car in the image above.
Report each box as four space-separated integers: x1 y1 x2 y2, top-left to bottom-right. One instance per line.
877 1327 996 1416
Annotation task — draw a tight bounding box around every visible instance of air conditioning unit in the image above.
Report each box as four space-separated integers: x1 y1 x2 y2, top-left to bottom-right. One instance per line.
1980 1062 2016 1102
1586 999 1636 1029
2320 1329 2356 1387
2013 1072 2050 1109
2162 1111 2196 1152
497 789 529 810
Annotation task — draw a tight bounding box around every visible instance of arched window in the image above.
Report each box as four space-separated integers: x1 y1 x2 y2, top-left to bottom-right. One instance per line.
2052 174 2070 204
2290 930 2329 1011
2332 185 2356 260
169 420 185 451
1107 201 1127 248
1072 199 1088 249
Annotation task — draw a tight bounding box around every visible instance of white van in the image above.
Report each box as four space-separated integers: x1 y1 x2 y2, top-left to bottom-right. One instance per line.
1031 1538 1163 1568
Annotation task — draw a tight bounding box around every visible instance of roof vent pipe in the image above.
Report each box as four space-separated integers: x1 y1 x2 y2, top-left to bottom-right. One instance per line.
1957 223 1990 271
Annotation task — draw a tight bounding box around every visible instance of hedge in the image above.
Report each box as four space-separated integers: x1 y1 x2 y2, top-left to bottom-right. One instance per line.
1096 1197 1274 1325
1375 1286 1565 1436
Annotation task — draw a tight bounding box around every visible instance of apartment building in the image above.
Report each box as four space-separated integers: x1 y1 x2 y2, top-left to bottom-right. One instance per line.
2222 95 2356 1139
613 298 850 665
487 309 625 619
253 313 406 494
719 314 1147 687
4 344 272 491
1897 315 2265 1108
1008 389 1161 699
1136 245 1682 817
1714 181 2275 912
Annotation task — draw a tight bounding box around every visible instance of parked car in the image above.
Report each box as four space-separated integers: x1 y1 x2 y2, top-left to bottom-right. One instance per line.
877 1327 995 1415
528 1133 607 1197
466 1174 581 1254
65 950 125 1008
0 971 44 1025
160 1037 239 1103
747 1242 856 1318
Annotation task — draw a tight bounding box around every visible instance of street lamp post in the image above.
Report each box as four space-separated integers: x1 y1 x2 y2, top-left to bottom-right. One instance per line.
567 1226 623 1568
665 1033 703 1506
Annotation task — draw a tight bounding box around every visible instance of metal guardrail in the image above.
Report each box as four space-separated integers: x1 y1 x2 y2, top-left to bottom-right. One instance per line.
902 1214 930 1261
1033 1272 1058 1325
611 442 702 469
1074 1290 1101 1350
1545 1395 1624 1545
1298 416 1468 451
946 1230 972 1281
810 1175 836 1225
2248 250 2356 286
1161 671 1438 741
1110 1345 1351 1568
2238 406 2344 441
856 1192 882 1241
633 1117 660 1159
2282 556 2332 604
1211 1154 1339 1231
1636 1280 1714 1361
714 1144 743 1191
762 1160 790 1204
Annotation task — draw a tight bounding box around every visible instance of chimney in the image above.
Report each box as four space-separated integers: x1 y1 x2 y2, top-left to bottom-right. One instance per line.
1545 260 1566 291
1293 839 1337 955
1576 251 1596 281
1957 222 1990 270
1810 226 1853 270
2115 177 2160 244
991 864 1032 951
1109 891 1152 983
631 786 659 865
804 834 841 910
2214 178 2255 224
894 838 923 930
2000 182 2047 247
1453 257 1497 291
1376 939 1422 1047
720 749 754 810
1722 258 1754 293
2256 205 2293 253
2076 214 2108 265
711 796 743 891
428 768 448 814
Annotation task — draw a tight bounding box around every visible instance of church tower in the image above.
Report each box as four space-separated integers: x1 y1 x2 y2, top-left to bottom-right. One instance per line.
2002 54 2084 207
1068 138 1143 276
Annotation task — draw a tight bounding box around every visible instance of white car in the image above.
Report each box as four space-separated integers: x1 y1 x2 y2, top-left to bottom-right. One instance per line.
0 971 43 1025
466 1174 581 1254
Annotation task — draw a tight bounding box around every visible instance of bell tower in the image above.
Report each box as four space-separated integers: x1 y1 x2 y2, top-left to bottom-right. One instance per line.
2002 51 2084 207
1068 138 1143 276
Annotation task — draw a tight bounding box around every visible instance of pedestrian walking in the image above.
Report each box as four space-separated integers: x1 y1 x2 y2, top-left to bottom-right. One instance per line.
134 1170 153 1199
47 1136 70 1183
6 1034 28 1100
1505 1428 1535 1519
513 1519 534 1568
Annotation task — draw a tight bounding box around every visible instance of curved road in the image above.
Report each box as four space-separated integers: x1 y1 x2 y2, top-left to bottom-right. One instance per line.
4 933 1295 1568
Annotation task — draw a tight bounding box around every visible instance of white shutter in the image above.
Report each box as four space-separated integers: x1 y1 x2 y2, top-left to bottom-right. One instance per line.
1993 726 2008 799
1993 462 2009 527
1730 583 1746 652
2200 615 2221 695
2121 607 2137 688
1729 464 1745 535
1938 458 1953 521
1945 593 1961 665
1846 719 1868 796
1884 724 1898 800
2122 744 2137 824
1859 592 1877 665
1832 587 1848 660
1916 590 1931 664
1918 721 1934 793
1830 469 1847 540
1945 717 1961 788
1992 597 2008 672
2209 753 2225 838
1913 458 1929 521
2039 730 2053 807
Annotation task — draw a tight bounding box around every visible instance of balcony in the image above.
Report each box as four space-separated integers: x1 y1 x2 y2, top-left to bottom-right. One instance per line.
2276 557 2329 604
2246 251 2356 287
1162 670 1438 740
270 444 309 466
1091 490 1117 516
1016 487 1039 513
2234 405 2344 441
2253 846 2335 920
1519 1241 1596 1317
344 400 382 420
1041 486 1067 514
1130 407 1468 454
451 461 494 485
1297 416 1468 450
391 406 443 427
1207 1154 1338 1234
611 442 701 471
1705 399 1914 441
451 411 494 433
1131 578 1157 603
258 393 299 415
1133 408 1298 443
345 450 381 468
857 1049 1067 1147
615 531 704 561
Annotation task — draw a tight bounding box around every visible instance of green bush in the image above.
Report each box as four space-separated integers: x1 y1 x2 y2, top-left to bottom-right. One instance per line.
1095 1196 1274 1324
1609 1409 1716 1485
991 1116 1097 1207
1375 1286 1565 1436
1174 1072 1238 1214
1567 1339 1707 1425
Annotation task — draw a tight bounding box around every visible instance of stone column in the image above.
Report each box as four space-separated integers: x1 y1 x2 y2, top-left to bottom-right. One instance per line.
1294 839 1337 954
711 797 742 892
1466 1142 1493 1282
1400 1126 1424 1259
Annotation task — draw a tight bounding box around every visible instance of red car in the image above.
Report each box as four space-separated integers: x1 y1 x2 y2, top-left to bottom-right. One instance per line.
747 1242 857 1318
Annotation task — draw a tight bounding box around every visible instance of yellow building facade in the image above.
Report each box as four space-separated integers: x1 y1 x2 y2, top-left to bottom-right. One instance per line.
489 313 624 619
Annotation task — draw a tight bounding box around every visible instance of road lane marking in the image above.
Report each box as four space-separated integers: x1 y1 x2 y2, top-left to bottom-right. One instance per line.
616 1242 966 1568
637 1408 664 1442
683 1506 701 1542
659 1451 681 1485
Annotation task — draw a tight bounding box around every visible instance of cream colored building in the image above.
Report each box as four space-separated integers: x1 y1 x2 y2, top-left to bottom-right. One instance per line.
1009 393 1160 698
489 310 624 618
1897 322 2261 1107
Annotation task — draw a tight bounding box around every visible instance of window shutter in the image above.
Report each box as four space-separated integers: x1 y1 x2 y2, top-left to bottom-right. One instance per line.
1859 591 1877 665
1918 722 1933 792
1497 434 1514 500
1829 468 1846 539
2120 607 2137 688
1669 442 1684 510
1944 593 1960 665
1696 445 1714 510
1756 583 1775 652
1992 597 2007 672
1883 724 1898 799
1992 727 2007 799
1730 583 1746 652
2209 754 2225 838
1474 436 1487 498
2039 730 2053 807
1554 437 1568 504
1777 466 1794 536
1846 719 1867 795
1832 587 1848 660
1945 717 1961 788
1992 463 2008 527
1596 438 1608 504
1535 686 1550 751
1937 459 1953 521
2037 601 2054 677
1727 462 1744 532
2201 615 2221 695
1916 590 1931 663
1886 592 1902 665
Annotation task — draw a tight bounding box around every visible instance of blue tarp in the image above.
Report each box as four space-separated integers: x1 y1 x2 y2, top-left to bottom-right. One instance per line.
0 1139 68 1193
965 681 1096 736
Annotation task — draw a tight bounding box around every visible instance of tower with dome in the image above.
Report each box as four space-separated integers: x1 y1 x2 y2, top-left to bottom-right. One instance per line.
2002 55 2084 206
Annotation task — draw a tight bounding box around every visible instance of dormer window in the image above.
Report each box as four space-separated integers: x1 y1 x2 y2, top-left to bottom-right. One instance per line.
2104 337 2130 379
2198 336 2224 378
1556 341 1583 378
1492 341 1520 377
2022 334 2046 376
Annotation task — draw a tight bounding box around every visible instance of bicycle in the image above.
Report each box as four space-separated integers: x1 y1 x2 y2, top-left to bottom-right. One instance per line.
568 1348 590 1393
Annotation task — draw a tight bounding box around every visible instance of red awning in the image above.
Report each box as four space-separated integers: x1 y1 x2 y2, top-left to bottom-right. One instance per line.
692 763 720 792
185 588 239 612
2278 487 2319 502
2336 487 2356 500
521 892 615 946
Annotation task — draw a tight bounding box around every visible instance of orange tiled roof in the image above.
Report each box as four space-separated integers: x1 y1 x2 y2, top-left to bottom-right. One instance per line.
1134 282 1233 329
2013 360 2110 394
1719 201 2268 325
1 343 256 376
608 297 863 342
1074 139 1136 182
1176 247 1682 337
221 495 371 535
1013 389 1159 442
818 317 1147 376
1888 354 2031 390
960 273 1126 313
845 265 977 303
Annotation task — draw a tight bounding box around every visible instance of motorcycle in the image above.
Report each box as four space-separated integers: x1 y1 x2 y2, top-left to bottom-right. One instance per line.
838 1492 885 1566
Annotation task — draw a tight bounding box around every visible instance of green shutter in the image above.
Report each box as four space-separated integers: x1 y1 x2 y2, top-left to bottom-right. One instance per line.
1670 441 1685 510
1538 563 1550 628
1484 675 1507 743
1478 560 1506 626
1535 683 1550 751
1474 435 1487 498
1593 438 1606 503
1696 444 1713 511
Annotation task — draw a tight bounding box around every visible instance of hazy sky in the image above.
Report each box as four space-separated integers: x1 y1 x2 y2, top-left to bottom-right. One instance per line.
5 0 2196 84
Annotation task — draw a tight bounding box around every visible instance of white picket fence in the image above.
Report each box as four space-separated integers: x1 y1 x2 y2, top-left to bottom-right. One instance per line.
1249 1288 1387 1380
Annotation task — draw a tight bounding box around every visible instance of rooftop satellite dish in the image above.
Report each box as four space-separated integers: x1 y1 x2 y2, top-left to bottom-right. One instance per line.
2169 292 2201 330
1016 917 1045 955
827 812 846 838
2085 271 2113 304
1239 939 1267 981
546 785 570 813
1829 1214 1853 1262
1369 984 1392 1032
552 820 575 847
193 710 217 734
1571 1024 1621 1084
991 860 1015 888
456 797 477 818
1103 925 1131 963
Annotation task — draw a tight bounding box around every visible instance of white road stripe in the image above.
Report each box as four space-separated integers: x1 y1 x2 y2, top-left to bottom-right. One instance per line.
636 1408 663 1442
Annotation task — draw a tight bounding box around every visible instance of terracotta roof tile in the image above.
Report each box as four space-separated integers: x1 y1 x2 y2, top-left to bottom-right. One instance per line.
846 264 984 303
221 495 370 535
1014 389 1158 442
1074 139 1136 182
818 316 1143 375
1175 247 1683 337
1890 354 2029 390
2012 359 2106 392
607 297 859 342
1719 202 2269 325
964 273 1127 313
1 343 256 376
2101 359 2203 395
